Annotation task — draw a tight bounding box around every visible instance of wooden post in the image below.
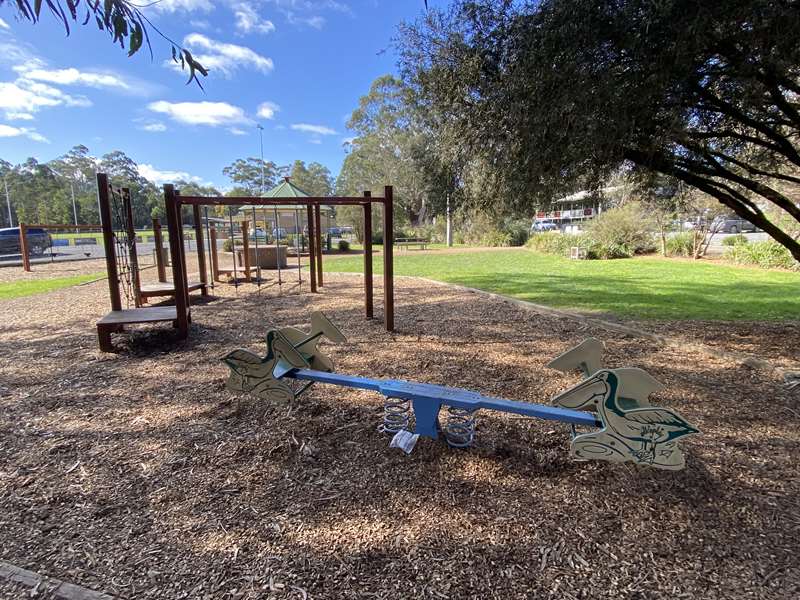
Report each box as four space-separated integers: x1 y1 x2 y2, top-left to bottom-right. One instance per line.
192 204 208 295
19 223 30 272
363 192 373 319
122 190 142 307
97 174 122 312
164 185 189 338
209 227 220 282
153 217 166 282
241 220 251 282
383 186 394 331
314 203 323 287
306 203 317 293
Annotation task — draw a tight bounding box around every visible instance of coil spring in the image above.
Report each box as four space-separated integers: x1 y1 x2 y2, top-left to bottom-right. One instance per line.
444 406 477 448
380 396 410 434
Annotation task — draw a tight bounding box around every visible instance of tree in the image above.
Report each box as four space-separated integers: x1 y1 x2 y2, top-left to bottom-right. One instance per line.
400 0 800 260
222 158 280 196
289 161 333 197
339 75 451 227
99 150 161 227
1 0 207 86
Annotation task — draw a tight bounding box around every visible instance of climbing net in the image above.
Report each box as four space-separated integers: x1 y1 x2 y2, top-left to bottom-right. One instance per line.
108 184 139 308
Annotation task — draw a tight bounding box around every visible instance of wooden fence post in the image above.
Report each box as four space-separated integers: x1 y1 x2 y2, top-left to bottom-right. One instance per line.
164 184 189 338
306 203 317 293
314 203 323 287
209 227 219 282
383 186 394 332
241 220 251 282
363 192 373 319
192 204 208 294
97 174 122 312
19 223 30 272
153 217 166 282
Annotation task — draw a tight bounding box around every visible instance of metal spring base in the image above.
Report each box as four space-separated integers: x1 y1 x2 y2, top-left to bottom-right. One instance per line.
444 406 477 448
380 396 410 434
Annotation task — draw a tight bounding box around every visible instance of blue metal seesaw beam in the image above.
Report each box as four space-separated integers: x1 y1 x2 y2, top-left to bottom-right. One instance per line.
282 367 602 439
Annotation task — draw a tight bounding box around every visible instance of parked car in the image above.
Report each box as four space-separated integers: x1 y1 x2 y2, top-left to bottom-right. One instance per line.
531 219 559 233
272 227 288 239
710 215 757 234
0 227 53 256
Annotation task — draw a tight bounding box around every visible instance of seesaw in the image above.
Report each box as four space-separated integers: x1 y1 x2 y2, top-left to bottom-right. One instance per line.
222 312 699 470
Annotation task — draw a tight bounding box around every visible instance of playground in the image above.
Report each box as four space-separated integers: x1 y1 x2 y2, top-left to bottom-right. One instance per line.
0 258 798 597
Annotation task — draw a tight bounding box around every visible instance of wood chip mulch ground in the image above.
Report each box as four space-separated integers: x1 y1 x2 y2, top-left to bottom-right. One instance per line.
1 267 798 599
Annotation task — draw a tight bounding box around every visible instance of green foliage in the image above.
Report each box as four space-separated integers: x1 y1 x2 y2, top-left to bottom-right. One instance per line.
525 205 656 260
665 232 695 257
288 161 333 196
222 158 280 196
722 234 749 247
399 0 800 261
502 219 531 247
222 238 241 252
585 204 655 258
725 241 799 271
479 229 511 247
337 239 350 251
526 232 579 257
3 0 208 87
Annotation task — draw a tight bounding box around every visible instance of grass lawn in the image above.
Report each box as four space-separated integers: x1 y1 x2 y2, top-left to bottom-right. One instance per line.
324 249 800 320
0 273 105 301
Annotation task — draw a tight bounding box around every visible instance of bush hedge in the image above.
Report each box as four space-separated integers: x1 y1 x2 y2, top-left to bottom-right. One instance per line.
725 240 798 270
665 232 695 257
722 234 749 247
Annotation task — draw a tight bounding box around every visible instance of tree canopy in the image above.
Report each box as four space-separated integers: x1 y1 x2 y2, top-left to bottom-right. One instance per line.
399 0 800 260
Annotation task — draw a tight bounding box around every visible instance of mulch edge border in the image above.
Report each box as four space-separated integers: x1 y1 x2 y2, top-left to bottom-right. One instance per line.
0 560 116 600
323 271 798 377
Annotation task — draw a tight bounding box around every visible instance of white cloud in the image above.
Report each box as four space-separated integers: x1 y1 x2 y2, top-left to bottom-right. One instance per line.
148 0 213 12
233 4 276 34
228 127 248 135
291 123 337 135
138 163 205 185
308 138 322 145
265 0 351 29
178 33 274 77
0 17 9 30
0 124 49 143
142 122 167 132
6 112 35 121
148 100 251 127
17 67 131 91
257 101 279 120
0 80 91 120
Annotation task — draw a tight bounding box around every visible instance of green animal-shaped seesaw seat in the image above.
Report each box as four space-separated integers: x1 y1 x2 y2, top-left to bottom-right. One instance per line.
548 339 700 470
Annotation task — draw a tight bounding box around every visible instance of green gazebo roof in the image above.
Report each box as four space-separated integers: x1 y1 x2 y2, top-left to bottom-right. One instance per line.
239 178 334 214
263 178 310 198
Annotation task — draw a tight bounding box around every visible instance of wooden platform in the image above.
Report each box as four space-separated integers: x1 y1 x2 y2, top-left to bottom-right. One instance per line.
139 280 205 301
97 306 181 352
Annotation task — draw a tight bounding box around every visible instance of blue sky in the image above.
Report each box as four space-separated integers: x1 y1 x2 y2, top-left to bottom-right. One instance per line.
0 1 433 189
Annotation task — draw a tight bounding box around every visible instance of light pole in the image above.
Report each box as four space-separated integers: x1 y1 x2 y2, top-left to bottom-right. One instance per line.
70 182 78 226
256 124 265 196
4 176 11 228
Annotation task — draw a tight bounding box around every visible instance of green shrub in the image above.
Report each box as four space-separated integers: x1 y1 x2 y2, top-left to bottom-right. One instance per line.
585 203 656 258
722 234 749 247
371 231 383 245
526 231 584 256
338 239 350 251
502 219 531 247
222 238 240 252
725 240 798 270
666 232 695 257
480 228 512 247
